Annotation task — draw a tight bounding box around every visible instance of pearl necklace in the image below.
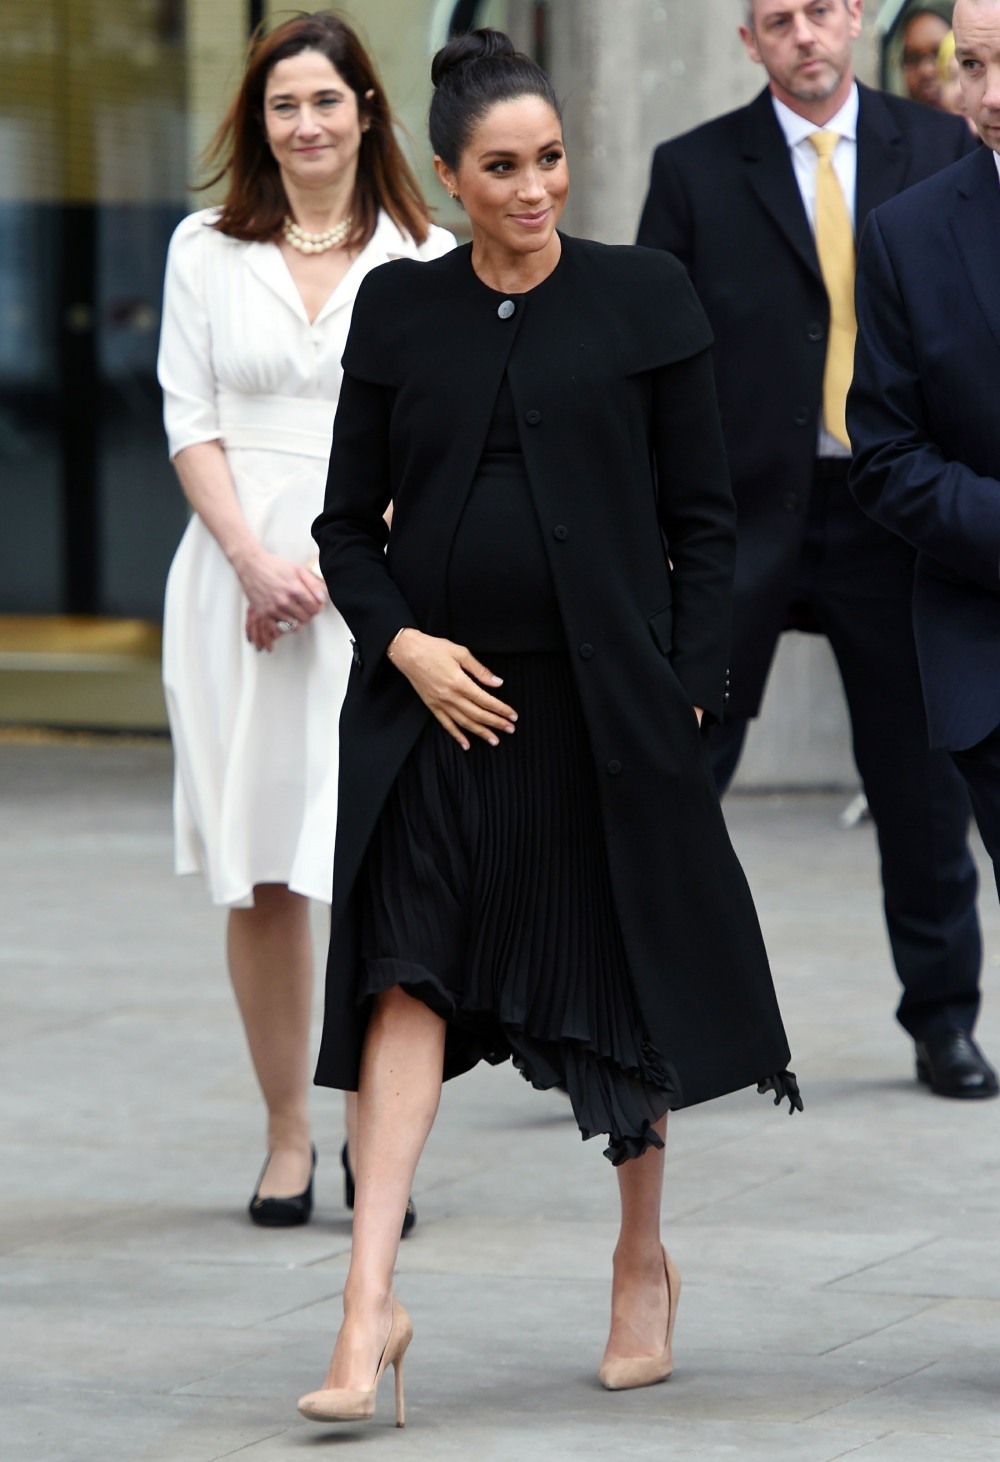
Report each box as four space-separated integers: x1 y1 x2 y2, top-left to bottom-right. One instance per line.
282 214 353 254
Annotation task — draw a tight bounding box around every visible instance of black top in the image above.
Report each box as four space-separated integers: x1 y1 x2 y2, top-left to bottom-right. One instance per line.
446 372 564 653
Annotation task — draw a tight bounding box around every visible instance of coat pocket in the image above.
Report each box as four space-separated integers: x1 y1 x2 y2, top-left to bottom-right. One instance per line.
648 605 673 657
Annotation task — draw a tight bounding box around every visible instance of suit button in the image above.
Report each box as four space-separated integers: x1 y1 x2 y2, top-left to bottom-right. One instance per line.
525 409 542 425
784 492 799 511
498 299 516 319
806 321 825 342
606 759 622 776
794 408 810 427
724 692 731 704
553 524 569 541
579 643 594 660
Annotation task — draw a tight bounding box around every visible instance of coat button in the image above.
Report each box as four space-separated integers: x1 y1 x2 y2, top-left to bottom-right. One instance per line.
806 321 825 342
553 524 569 541
579 643 594 660
606 759 623 776
794 407 810 427
784 492 799 511
498 300 516 319
525 409 542 425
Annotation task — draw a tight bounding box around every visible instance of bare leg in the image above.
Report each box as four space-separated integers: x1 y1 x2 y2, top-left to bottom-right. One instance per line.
227 884 314 1197
318 986 446 1390
601 1115 670 1366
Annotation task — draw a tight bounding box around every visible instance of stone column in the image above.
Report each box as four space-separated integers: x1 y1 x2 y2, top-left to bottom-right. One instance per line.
543 0 760 242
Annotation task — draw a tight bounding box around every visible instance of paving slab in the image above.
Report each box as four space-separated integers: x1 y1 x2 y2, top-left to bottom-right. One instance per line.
844 1434 1000 1461
818 1355 1000 1435
2 738 1000 1460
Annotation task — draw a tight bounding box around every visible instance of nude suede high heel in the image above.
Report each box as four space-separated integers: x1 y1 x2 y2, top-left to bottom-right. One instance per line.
599 1247 681 1391
297 1297 413 1427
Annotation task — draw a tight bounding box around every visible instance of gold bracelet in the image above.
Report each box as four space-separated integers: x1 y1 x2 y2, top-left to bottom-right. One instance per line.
386 627 409 661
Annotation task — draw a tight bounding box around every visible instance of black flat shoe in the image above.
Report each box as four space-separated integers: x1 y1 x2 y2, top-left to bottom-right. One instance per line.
341 1142 416 1238
248 1145 316 1227
915 1031 999 1100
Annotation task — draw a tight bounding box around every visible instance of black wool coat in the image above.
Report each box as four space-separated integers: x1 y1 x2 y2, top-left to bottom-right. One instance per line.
312 234 792 1108
637 84 977 717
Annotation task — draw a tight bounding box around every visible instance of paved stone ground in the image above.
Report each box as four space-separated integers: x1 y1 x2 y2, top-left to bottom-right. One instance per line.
2 736 999 1462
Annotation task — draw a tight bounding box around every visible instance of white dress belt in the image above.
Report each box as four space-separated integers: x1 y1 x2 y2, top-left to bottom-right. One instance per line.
218 391 335 459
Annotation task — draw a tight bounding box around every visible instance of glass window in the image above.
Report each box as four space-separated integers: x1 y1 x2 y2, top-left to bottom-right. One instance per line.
0 0 244 619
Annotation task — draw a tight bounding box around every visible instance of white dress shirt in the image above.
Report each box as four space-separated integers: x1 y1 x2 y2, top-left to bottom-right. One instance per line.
772 85 860 459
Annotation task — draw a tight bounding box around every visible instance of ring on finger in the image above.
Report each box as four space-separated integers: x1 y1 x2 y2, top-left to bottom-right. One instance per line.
275 619 297 634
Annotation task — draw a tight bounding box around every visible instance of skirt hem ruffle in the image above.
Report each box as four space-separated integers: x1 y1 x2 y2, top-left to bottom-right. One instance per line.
361 955 677 1165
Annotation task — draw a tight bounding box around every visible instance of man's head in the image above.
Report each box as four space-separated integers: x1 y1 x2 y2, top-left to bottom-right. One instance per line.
739 2 864 123
954 0 1000 150
900 8 952 106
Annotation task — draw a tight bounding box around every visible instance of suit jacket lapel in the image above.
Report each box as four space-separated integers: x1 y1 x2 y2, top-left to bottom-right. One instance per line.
741 88 821 285
740 83 910 267
951 148 1000 356
855 84 908 233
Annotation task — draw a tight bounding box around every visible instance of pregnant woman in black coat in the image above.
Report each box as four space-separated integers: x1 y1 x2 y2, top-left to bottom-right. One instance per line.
298 28 800 1429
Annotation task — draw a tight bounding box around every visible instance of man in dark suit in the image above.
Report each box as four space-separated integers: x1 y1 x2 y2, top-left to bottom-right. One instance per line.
849 0 1000 958
637 0 997 1097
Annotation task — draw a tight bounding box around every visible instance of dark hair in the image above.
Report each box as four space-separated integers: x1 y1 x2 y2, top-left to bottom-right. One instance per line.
901 5 952 33
203 10 431 247
429 28 561 170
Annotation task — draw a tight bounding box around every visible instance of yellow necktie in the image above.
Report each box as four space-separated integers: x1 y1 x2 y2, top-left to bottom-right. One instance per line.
808 130 856 449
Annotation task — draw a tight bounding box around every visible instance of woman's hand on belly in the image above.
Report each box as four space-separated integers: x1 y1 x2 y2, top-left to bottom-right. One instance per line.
388 630 519 752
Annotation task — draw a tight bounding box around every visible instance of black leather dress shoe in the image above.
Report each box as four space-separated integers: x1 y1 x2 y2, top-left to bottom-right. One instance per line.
915 1031 999 1100
248 1145 316 1227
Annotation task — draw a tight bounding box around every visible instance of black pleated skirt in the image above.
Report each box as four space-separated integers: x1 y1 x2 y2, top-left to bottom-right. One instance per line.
358 652 677 1163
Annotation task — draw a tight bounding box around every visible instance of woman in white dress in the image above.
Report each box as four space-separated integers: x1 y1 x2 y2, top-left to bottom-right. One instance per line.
158 11 454 1225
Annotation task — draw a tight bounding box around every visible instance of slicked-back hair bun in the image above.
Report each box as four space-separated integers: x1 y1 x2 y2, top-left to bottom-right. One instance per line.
431 27 517 87
430 27 561 170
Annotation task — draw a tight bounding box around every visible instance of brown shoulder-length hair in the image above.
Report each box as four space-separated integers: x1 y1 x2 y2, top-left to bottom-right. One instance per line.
202 10 431 248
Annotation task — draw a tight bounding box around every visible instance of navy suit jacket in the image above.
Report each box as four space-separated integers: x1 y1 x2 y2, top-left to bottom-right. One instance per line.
638 83 975 717
848 146 1000 752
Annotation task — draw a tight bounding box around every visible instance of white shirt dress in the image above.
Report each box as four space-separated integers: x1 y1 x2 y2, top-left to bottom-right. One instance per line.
158 208 455 908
